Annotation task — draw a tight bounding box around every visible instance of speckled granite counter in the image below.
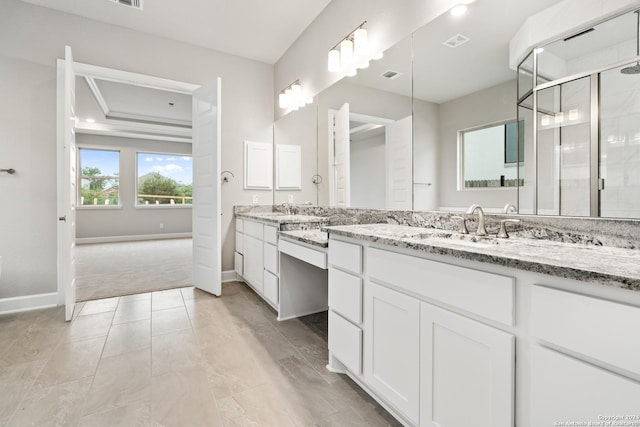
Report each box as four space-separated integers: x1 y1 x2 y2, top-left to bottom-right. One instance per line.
323 224 640 291
279 229 329 248
236 212 329 231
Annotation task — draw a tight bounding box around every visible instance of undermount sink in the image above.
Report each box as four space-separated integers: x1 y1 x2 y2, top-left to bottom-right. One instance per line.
408 229 504 246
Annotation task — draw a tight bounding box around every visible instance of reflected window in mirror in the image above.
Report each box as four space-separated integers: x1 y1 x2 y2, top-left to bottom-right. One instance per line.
460 121 524 190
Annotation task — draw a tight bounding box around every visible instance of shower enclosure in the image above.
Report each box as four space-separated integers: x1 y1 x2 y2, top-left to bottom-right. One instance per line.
517 9 640 218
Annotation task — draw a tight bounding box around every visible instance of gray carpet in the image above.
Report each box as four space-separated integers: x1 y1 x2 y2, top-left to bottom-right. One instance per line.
75 238 192 301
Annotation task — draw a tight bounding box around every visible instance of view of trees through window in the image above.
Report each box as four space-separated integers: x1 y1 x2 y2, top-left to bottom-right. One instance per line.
79 148 120 206
137 152 193 205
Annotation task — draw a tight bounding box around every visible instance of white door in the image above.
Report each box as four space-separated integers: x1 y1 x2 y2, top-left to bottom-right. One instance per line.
330 103 350 206
192 79 222 296
386 115 413 209
365 282 420 424
420 302 514 427
57 46 77 321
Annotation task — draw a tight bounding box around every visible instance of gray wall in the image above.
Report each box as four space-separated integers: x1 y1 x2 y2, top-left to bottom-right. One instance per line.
437 79 518 211
0 0 273 300
75 134 192 240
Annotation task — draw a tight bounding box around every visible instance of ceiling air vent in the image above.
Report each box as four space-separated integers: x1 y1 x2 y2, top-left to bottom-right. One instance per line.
110 0 143 10
443 33 470 48
380 70 402 80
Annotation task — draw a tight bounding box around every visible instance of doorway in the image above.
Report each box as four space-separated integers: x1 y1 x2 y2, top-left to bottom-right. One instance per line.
57 47 222 320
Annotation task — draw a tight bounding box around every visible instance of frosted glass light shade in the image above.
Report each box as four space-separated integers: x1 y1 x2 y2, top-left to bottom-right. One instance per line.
340 39 353 67
279 92 288 109
328 49 340 72
353 28 368 57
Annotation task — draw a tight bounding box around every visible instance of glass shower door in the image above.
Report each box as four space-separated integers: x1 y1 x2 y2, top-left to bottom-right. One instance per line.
599 65 640 218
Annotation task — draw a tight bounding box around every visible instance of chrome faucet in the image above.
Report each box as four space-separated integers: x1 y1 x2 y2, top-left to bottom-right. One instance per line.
466 204 488 236
503 203 517 214
281 202 292 215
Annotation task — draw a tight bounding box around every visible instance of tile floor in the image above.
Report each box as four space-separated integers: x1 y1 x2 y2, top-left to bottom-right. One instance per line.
0 282 401 426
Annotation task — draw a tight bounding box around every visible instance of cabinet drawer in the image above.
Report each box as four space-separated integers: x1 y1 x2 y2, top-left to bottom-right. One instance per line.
236 218 244 233
531 345 640 426
328 311 362 375
279 238 327 269
328 268 362 324
244 220 263 239
235 232 244 254
328 239 362 274
263 270 279 307
264 243 278 274
532 285 640 375
367 247 514 326
234 251 243 276
264 225 278 245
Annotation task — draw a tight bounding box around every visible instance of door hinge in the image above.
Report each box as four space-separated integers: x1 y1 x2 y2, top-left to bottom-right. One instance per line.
598 178 605 190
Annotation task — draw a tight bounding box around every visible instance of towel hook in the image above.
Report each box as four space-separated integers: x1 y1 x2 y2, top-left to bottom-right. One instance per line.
1 168 16 174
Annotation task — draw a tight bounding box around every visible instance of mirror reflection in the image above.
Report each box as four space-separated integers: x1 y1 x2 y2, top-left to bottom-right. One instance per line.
273 0 640 219
519 8 640 218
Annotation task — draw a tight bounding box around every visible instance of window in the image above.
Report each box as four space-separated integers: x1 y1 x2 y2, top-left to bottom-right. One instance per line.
137 152 193 205
461 121 523 189
79 148 120 206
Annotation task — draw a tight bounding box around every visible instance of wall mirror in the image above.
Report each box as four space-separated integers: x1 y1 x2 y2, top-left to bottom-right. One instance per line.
272 0 640 218
518 8 640 218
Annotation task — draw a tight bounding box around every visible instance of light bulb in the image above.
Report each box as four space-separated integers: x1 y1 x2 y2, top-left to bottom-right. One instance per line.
345 68 357 77
340 39 354 67
279 93 288 109
371 51 384 60
328 49 340 72
357 59 370 69
450 5 468 16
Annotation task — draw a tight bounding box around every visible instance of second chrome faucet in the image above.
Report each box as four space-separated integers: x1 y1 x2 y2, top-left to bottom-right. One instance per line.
466 204 487 236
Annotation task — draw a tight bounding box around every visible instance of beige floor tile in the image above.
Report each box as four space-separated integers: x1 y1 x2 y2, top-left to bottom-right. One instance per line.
317 408 372 427
7 377 92 427
78 400 151 427
217 383 296 427
0 417 7 427
83 347 151 416
0 327 64 366
118 292 151 303
36 336 106 387
79 297 120 316
72 302 86 320
151 289 184 311
112 299 151 325
0 359 47 420
102 319 151 358
290 333 341 384
151 366 222 427
63 311 114 343
151 329 202 377
151 306 191 336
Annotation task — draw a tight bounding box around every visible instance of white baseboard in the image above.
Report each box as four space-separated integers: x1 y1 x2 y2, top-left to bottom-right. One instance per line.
0 292 59 315
222 270 240 283
76 232 192 245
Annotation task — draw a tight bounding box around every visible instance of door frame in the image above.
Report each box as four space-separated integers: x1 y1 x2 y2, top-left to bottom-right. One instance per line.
56 60 207 308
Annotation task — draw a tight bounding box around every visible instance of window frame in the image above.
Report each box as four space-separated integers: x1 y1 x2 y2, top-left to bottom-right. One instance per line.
76 146 122 209
135 150 193 209
458 118 521 191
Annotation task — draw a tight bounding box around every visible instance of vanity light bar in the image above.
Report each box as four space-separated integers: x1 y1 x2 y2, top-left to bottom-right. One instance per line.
328 21 383 75
279 80 312 110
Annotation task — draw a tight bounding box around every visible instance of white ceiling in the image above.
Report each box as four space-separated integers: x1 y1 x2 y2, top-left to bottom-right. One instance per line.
349 0 563 104
19 0 332 64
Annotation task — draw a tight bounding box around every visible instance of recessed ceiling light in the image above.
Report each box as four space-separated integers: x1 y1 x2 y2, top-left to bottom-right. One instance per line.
85 118 95 123
450 5 468 16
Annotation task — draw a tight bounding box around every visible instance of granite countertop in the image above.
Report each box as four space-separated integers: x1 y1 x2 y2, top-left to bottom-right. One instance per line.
279 229 329 248
236 212 329 225
323 224 640 291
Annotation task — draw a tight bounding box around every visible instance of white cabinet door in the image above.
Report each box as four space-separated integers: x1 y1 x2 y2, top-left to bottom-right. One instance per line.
243 234 263 294
365 282 420 424
420 302 514 427
531 345 640 427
